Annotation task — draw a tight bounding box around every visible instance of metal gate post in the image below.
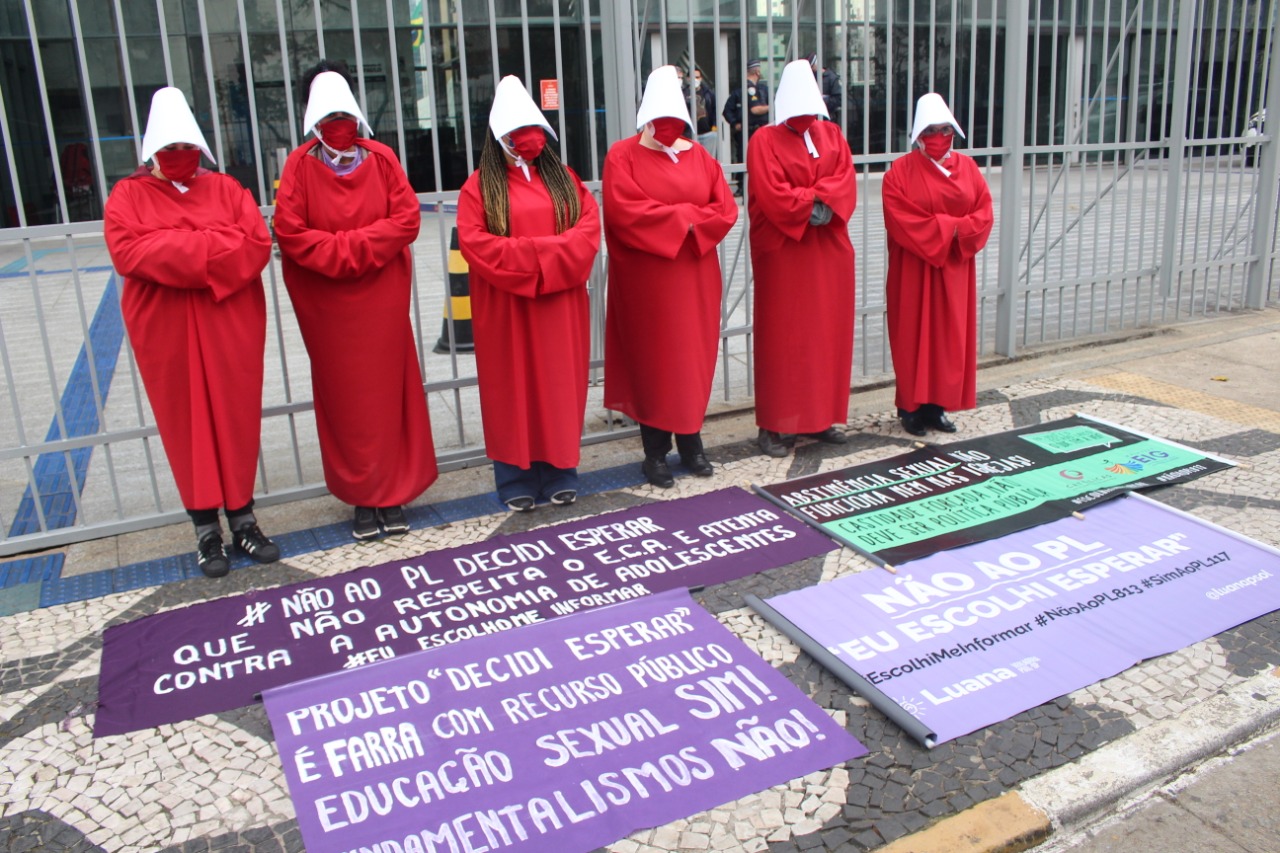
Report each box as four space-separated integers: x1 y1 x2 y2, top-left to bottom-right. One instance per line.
995 0 1030 358
1246 16 1280 309
599 1 638 149
1159 0 1200 299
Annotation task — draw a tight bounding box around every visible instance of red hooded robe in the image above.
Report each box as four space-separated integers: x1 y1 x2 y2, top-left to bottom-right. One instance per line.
882 148 994 413
603 137 738 433
273 138 438 507
456 163 600 469
747 119 858 434
104 166 271 510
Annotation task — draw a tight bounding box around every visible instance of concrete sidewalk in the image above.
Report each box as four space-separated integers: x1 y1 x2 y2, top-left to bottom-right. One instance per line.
1 307 1278 852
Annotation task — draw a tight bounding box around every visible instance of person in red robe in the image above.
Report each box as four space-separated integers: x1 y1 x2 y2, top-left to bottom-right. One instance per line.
883 93 994 436
747 59 858 458
104 87 279 578
274 61 438 540
456 76 601 512
603 65 738 488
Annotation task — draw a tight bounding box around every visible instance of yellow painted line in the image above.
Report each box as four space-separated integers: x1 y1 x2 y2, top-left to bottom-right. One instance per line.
445 296 472 321
448 249 469 275
1086 372 1280 432
877 792 1050 853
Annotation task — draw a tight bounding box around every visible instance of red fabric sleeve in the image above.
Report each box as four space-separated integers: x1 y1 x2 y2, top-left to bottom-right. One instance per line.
688 151 739 257
746 131 813 243
456 175 546 299
953 160 995 261
812 133 857 225
273 148 421 279
530 172 601 296
603 146 696 260
104 180 270 302
881 161 954 268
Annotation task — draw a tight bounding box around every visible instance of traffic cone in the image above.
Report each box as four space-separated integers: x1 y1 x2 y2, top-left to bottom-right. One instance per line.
433 227 475 353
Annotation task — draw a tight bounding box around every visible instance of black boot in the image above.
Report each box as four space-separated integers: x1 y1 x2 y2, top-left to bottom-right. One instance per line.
899 408 927 437
642 456 675 488
676 432 713 477
757 428 790 458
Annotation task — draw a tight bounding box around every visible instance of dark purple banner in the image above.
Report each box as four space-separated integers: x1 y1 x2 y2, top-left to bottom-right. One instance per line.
766 496 1280 744
263 588 867 853
96 488 835 736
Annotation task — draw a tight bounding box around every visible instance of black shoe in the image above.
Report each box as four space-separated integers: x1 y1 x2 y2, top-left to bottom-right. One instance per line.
379 505 410 535
232 523 280 564
196 532 231 578
930 411 958 433
505 496 536 512
353 506 380 540
900 411 928 437
681 452 714 477
642 456 675 488
757 428 790 458
550 490 577 506
806 426 848 444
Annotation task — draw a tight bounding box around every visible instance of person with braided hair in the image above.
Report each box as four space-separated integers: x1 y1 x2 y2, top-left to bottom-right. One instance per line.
457 76 601 512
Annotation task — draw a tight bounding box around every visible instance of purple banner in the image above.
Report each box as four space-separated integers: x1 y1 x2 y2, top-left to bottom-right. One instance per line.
766 497 1280 744
263 589 867 853
96 488 835 736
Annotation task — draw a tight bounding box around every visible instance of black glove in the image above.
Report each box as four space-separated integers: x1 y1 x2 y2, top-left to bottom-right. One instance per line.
809 200 833 226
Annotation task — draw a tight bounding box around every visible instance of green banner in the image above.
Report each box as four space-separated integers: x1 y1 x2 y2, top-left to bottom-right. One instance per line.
758 416 1231 565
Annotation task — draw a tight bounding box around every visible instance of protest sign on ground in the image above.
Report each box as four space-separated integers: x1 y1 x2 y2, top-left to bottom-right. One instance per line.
96 489 835 736
761 495 1280 745
758 415 1230 565
263 588 867 853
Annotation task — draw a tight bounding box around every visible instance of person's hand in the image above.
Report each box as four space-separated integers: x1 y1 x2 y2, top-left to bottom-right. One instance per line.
810 200 833 226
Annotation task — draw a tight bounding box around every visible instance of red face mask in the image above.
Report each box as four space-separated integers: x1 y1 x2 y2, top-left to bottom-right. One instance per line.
920 130 953 161
508 126 547 161
786 115 817 135
650 117 686 147
319 117 359 152
154 148 202 183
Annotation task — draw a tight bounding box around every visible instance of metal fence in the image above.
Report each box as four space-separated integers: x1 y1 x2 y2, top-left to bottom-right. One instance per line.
0 0 1276 555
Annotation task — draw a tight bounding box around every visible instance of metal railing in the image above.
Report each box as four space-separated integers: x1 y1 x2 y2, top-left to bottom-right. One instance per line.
0 0 1275 555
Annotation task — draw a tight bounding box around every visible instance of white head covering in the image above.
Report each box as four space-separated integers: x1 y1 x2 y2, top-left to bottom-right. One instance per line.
773 59 829 158
141 87 215 163
487 76 557 181
635 65 693 162
635 66 693 131
488 76 557 141
909 92 965 144
303 71 373 137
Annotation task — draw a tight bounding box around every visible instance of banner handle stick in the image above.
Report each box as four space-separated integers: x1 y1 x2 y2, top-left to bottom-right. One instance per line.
751 483 897 574
745 592 937 749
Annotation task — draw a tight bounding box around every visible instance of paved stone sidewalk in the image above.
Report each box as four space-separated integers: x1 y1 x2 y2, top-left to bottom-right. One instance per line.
2 314 1279 852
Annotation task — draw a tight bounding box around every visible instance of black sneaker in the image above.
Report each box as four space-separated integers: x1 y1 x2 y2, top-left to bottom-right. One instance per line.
549 489 577 506
505 496 536 513
379 505 410 535
196 532 231 578
353 506 380 540
233 523 280 563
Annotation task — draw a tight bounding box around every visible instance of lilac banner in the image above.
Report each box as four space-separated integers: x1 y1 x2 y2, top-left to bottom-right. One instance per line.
96 488 835 736
766 496 1280 744
263 589 867 853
